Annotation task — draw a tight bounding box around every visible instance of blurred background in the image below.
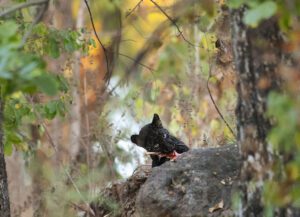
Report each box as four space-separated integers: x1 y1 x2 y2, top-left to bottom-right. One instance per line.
1 0 237 216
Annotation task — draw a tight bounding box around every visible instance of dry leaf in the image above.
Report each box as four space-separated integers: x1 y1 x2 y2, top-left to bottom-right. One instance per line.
209 200 224 213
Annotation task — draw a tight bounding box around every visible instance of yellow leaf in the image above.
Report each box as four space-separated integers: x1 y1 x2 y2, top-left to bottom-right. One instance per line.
286 163 299 181
210 119 220 132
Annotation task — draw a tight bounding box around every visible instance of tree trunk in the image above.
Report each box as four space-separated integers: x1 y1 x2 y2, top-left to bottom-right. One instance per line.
231 7 282 216
69 0 85 161
0 98 11 217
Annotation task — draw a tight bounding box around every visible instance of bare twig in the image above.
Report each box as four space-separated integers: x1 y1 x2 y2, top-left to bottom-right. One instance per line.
125 0 144 18
124 21 169 76
0 0 48 17
202 32 236 139
104 3 122 83
100 140 117 179
84 0 154 82
206 75 236 138
206 63 236 139
149 0 198 47
70 202 95 216
119 53 155 72
84 0 110 79
21 0 49 46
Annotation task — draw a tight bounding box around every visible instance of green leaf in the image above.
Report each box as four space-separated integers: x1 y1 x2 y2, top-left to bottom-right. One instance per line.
243 1 277 27
89 38 96 48
63 31 80 52
6 131 22 144
56 100 66 117
34 23 48 35
34 74 58 96
56 75 69 92
227 0 246 9
20 62 38 76
4 131 24 155
0 21 19 40
44 101 58 119
4 142 13 156
47 37 60 58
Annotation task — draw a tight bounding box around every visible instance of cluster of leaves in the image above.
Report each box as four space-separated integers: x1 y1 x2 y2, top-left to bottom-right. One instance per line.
0 19 89 156
263 92 300 215
3 95 69 154
0 21 59 96
26 23 95 58
228 0 300 29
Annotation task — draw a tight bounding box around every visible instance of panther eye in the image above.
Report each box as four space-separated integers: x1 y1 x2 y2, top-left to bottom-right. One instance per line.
154 144 159 148
163 133 167 138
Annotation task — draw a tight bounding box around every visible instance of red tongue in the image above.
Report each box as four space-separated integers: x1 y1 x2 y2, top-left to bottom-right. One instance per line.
160 151 179 160
147 151 180 160
167 151 176 159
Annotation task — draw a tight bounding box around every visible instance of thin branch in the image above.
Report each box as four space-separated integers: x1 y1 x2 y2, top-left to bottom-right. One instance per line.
125 0 144 18
104 3 122 83
149 0 199 47
119 52 155 72
124 21 170 76
21 1 49 46
84 0 154 79
202 32 236 139
0 0 48 18
206 75 236 139
84 0 110 79
70 202 95 216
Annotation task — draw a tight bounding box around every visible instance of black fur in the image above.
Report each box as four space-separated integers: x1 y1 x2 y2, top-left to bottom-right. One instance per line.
131 114 189 167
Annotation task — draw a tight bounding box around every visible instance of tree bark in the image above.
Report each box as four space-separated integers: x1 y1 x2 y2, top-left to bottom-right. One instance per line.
0 98 11 217
231 7 282 217
69 0 85 161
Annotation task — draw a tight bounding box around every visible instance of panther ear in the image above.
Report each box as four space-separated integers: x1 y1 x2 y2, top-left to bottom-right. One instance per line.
152 113 163 128
131 134 139 144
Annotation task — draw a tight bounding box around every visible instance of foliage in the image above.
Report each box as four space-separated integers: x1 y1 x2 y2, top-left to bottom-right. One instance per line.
27 23 94 58
4 0 300 216
228 0 300 29
263 91 300 213
227 0 300 214
0 21 57 96
0 8 94 157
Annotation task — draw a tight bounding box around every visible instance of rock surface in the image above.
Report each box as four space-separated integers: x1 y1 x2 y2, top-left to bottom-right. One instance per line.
136 145 241 217
91 145 241 217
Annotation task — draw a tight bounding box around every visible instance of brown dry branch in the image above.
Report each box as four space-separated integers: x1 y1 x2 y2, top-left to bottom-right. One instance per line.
0 0 48 17
149 0 199 47
125 0 144 18
205 34 236 139
21 0 49 46
84 0 154 83
84 0 110 81
207 74 236 139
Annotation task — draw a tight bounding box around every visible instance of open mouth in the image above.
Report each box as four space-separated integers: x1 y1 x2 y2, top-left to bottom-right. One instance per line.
146 150 181 161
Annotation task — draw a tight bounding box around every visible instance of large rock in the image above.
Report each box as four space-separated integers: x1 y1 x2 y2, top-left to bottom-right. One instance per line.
136 145 240 217
91 145 241 217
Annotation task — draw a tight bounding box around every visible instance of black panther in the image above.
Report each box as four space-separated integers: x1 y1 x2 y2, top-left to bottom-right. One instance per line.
131 114 189 167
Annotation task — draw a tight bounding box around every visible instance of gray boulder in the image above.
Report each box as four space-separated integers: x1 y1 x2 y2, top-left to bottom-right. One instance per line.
136 145 241 217
91 145 241 217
